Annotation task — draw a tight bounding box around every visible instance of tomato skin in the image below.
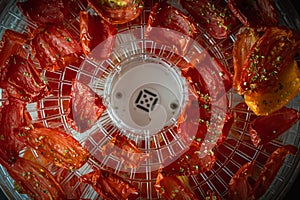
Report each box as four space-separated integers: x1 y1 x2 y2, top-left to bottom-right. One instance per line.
87 0 144 25
67 80 106 133
80 11 117 58
251 145 298 198
17 126 90 170
181 0 237 39
154 173 199 200
80 169 139 200
0 102 29 165
1 55 51 102
249 107 300 147
239 26 300 94
228 0 278 28
32 24 82 71
102 132 149 169
4 157 66 200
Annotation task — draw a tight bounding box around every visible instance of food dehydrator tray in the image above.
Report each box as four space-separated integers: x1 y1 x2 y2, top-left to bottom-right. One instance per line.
0 0 300 199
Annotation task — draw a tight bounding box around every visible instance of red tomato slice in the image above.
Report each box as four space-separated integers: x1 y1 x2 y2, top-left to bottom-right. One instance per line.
67 80 106 133
249 107 300 147
102 132 149 169
87 0 144 24
239 26 300 94
4 157 66 200
146 2 199 56
32 24 82 71
17 126 90 170
228 162 255 200
80 11 117 58
228 0 278 28
80 169 139 200
154 173 199 200
1 55 51 102
0 102 29 165
251 145 298 198
181 0 237 39
17 0 65 26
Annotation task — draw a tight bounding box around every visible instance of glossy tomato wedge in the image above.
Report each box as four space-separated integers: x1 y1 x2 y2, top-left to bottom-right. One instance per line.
80 169 139 200
146 2 198 55
154 173 199 200
239 26 300 94
67 80 106 133
80 11 117 58
251 145 298 198
0 55 51 102
87 0 144 25
228 0 278 28
3 157 66 200
0 101 29 165
181 0 237 39
17 125 90 170
32 24 82 71
249 107 300 147
102 132 149 169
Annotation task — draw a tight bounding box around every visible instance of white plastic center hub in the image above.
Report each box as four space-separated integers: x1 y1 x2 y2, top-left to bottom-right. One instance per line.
104 58 187 135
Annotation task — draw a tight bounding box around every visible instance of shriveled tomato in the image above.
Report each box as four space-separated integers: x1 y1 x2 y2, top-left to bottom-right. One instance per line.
146 2 199 55
0 101 30 165
181 0 237 39
228 0 278 28
80 169 139 200
160 146 216 176
251 145 298 198
102 132 149 169
232 27 261 92
154 173 199 200
32 24 82 71
87 0 144 24
17 125 90 170
228 162 255 200
249 107 300 147
4 157 66 200
239 26 300 94
62 0 88 22
0 55 51 102
67 80 106 133
80 11 117 58
244 60 300 115
17 0 65 26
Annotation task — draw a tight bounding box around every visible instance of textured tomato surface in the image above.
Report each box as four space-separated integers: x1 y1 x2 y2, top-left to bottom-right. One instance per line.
67 80 106 133
87 0 144 24
80 169 139 200
17 126 90 170
181 0 237 39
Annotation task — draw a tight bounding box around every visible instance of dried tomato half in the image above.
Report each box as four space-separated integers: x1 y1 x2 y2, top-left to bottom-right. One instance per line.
146 2 199 55
17 125 90 170
4 157 66 200
0 101 29 165
251 145 298 198
32 24 82 71
1 55 51 102
17 0 65 26
249 107 300 147
154 173 199 200
67 80 106 133
239 26 300 94
228 0 278 28
102 132 149 169
87 0 144 24
80 169 139 200
181 0 237 39
80 11 117 58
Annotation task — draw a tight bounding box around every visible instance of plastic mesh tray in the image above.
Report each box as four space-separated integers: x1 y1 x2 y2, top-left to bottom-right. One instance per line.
0 0 300 199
